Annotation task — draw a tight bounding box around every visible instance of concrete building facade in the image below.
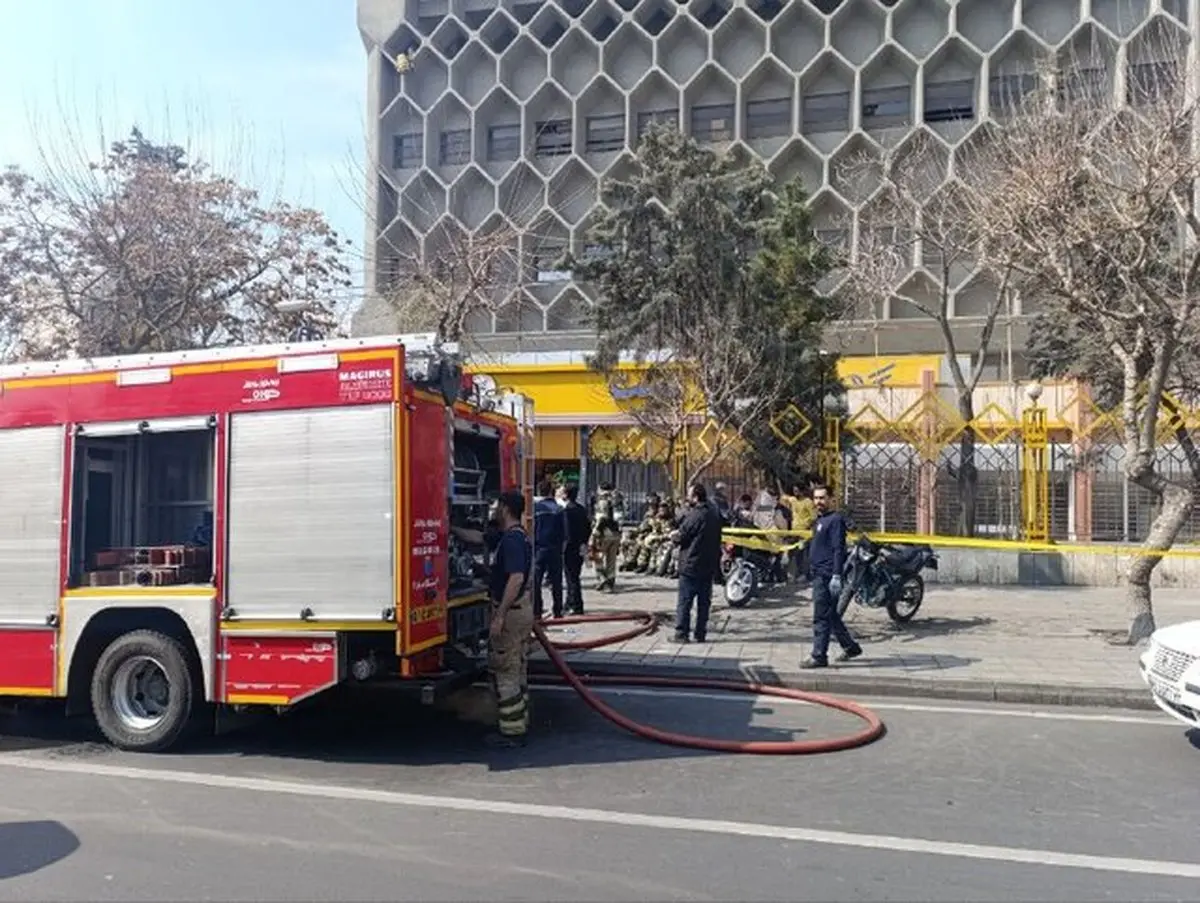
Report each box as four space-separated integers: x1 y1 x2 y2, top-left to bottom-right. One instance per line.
352 1 1199 547
354 0 1195 359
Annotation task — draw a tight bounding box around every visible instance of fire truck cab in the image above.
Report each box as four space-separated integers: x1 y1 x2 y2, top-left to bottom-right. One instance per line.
0 334 533 751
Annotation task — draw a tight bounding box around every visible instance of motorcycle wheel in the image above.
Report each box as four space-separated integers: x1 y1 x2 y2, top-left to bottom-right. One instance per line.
723 560 757 608
887 575 925 623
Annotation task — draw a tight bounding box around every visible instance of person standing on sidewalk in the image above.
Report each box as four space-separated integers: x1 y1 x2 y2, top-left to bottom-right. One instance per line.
558 482 591 616
532 480 565 621
781 476 818 584
802 484 863 669
671 483 724 644
712 482 732 525
591 482 622 592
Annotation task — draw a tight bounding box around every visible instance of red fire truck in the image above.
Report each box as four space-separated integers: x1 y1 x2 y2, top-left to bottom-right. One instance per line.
0 334 534 751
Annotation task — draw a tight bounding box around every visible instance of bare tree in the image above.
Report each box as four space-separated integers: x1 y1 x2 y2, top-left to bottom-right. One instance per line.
375 215 523 343
610 311 794 497
0 126 352 358
957 33 1200 642
838 133 1019 536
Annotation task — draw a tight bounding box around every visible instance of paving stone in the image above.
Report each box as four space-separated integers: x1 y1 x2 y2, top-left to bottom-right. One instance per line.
527 577 1197 710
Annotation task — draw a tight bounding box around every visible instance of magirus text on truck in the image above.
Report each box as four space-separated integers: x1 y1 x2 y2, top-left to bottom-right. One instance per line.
0 334 535 752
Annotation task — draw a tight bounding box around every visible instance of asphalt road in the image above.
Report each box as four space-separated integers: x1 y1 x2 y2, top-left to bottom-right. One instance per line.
1 684 1199 901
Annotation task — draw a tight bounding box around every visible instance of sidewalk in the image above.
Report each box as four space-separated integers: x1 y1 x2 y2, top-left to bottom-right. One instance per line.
530 578 1200 710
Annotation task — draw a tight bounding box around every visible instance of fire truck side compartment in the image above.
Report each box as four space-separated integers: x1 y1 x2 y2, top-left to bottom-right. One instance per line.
0 426 66 626
0 426 64 693
225 403 395 621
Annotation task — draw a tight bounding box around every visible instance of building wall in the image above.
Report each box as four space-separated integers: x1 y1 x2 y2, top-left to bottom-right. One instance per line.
355 0 1195 354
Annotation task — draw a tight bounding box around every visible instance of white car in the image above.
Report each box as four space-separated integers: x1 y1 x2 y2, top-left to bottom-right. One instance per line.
1139 620 1200 728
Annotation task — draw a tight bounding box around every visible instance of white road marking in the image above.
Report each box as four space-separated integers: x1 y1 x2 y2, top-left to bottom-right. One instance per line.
0 754 1196 880
533 684 1174 727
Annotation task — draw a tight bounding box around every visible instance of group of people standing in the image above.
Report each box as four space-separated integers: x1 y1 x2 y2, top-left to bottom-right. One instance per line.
530 480 596 620
711 477 863 667
464 475 863 751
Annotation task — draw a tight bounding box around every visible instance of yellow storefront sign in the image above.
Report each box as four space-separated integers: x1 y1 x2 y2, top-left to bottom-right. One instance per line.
470 354 944 424
837 355 941 389
478 364 633 419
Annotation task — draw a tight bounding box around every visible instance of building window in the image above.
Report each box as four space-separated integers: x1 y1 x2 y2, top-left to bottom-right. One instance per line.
487 124 520 162
532 243 568 282
814 229 848 251
1058 67 1109 107
534 119 572 157
745 97 792 139
438 129 471 165
924 79 975 124
392 132 423 169
585 114 625 153
862 85 911 129
637 108 679 138
988 72 1038 114
801 91 851 133
382 256 403 290
1128 60 1181 106
691 103 735 142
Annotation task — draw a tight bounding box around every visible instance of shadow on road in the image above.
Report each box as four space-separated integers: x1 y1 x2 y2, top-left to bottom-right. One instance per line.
190 667 809 773
0 821 80 879
0 662 848 774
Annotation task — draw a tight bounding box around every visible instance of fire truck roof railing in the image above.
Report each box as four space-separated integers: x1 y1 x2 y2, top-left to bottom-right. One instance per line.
0 334 458 381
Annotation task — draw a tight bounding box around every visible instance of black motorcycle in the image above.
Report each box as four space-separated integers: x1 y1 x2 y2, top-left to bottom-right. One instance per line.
836 535 938 624
721 545 780 607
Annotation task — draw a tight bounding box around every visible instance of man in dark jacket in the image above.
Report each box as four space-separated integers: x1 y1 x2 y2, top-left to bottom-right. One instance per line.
557 482 592 616
712 482 732 525
802 484 863 668
532 480 565 620
671 483 723 643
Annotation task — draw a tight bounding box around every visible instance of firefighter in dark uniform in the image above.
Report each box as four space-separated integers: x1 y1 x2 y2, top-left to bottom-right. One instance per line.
451 490 534 748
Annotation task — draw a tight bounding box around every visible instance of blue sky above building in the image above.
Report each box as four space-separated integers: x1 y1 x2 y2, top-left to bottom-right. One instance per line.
0 0 368 290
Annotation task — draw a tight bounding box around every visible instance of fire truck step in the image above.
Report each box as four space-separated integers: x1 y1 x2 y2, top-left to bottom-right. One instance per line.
420 666 486 706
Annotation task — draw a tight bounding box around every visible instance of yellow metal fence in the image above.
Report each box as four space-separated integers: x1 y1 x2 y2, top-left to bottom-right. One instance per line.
583 383 1200 543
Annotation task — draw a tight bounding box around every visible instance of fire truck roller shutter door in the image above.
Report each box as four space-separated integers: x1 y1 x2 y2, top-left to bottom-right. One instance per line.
0 426 66 626
225 405 396 622
0 425 65 695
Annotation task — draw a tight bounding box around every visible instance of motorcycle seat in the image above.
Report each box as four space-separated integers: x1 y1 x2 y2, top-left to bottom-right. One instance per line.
882 545 929 569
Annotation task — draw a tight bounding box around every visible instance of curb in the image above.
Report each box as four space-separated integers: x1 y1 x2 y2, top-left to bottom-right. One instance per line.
529 656 1156 712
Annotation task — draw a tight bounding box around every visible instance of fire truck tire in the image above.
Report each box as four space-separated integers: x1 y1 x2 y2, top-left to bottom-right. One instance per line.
90 630 202 753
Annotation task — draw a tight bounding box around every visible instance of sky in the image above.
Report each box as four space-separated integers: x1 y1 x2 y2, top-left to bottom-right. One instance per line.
0 0 369 292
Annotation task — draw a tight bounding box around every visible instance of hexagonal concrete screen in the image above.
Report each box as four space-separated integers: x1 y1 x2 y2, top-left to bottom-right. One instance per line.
358 0 1196 339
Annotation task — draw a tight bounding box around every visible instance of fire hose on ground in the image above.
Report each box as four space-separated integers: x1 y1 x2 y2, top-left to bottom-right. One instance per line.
528 611 886 755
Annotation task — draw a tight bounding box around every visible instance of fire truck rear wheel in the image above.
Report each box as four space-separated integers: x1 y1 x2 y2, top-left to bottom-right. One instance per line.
90 630 201 753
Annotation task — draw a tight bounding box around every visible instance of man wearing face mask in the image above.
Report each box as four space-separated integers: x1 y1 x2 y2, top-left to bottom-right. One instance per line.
451 490 534 747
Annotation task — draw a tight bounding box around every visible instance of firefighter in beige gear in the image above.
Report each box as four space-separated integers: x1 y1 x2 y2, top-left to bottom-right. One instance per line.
591 482 622 591
453 490 534 748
